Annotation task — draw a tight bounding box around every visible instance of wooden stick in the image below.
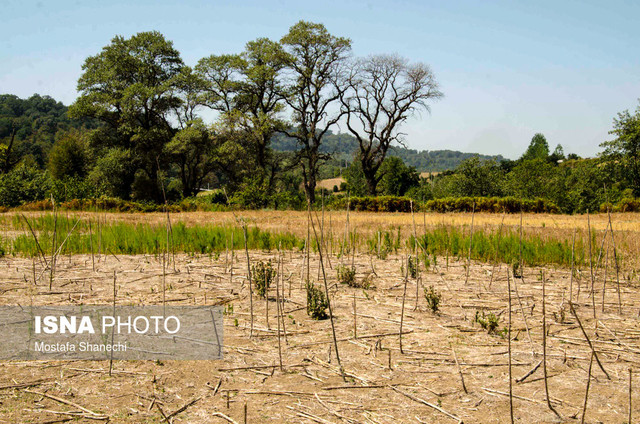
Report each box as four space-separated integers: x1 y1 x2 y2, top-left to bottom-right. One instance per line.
629 367 633 424
507 268 514 424
569 302 610 379
569 228 576 303
24 389 108 419
88 219 95 272
465 201 475 285
307 201 345 381
353 291 357 339
490 210 506 287
109 270 116 377
580 351 594 424
451 344 468 394
20 214 48 267
542 271 561 418
399 253 409 354
276 252 283 371
587 210 597 321
242 224 254 338
606 207 622 314
391 386 463 423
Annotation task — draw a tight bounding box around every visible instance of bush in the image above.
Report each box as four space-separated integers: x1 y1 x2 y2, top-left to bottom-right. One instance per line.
252 260 277 299
424 196 559 213
424 285 441 313
407 255 418 279
306 282 328 320
336 265 356 286
475 311 500 334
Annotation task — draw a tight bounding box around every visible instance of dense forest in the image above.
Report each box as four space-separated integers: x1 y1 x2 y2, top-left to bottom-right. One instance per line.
0 22 639 213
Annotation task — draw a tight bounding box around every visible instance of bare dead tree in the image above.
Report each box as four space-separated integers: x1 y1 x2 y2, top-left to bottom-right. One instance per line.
340 54 442 195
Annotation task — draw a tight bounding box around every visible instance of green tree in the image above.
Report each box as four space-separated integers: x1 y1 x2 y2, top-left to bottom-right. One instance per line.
48 130 89 180
70 31 184 201
450 157 505 197
506 158 557 200
378 156 419 196
164 119 218 197
342 160 368 196
600 101 640 196
522 133 549 161
280 21 351 203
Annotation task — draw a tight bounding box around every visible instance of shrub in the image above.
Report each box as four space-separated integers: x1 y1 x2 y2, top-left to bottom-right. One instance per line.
475 311 500 334
306 282 328 320
251 260 277 298
336 265 356 286
512 260 522 278
407 255 418 279
424 285 441 313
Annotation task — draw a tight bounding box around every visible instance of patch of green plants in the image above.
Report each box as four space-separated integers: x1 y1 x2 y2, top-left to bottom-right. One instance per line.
512 260 522 278
336 265 356 287
407 255 418 279
475 311 500 334
306 281 328 320
424 285 442 313
252 260 277 299
9 214 304 256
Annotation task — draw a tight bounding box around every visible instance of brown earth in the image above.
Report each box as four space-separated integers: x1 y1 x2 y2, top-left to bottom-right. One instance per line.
1 245 639 423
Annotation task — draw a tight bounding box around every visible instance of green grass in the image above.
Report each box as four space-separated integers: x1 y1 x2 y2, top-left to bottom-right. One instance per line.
8 215 304 256
2 213 599 269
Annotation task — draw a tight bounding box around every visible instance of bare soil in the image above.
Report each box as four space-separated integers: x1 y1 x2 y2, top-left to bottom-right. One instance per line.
1 247 640 423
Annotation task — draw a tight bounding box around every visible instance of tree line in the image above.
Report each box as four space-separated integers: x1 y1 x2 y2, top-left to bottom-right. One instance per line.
1 21 639 213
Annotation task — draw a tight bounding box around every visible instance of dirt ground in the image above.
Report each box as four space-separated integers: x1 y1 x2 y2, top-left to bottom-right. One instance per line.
1 246 639 423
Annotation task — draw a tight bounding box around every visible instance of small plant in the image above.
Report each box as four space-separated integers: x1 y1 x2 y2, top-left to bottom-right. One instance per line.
223 304 234 316
475 311 500 334
360 273 375 290
336 265 356 286
408 255 418 279
252 260 277 299
424 285 442 313
512 260 522 278
306 281 328 320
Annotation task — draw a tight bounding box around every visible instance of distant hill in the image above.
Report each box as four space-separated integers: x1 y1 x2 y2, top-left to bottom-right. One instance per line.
271 131 503 172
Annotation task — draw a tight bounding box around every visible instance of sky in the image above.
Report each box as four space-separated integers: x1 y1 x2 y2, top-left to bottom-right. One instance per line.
1 0 639 159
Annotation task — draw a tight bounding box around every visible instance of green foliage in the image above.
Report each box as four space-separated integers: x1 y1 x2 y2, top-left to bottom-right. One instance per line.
424 285 441 313
407 255 418 279
306 281 329 320
367 230 394 259
0 163 50 207
330 196 414 212
343 161 368 196
336 265 356 286
252 260 277 299
600 101 640 196
378 156 420 196
522 133 549 161
423 196 559 213
48 130 90 180
512 260 522 278
446 157 505 197
9 216 302 256
475 311 500 334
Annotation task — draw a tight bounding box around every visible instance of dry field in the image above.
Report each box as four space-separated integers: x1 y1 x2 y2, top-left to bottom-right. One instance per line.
0 210 639 423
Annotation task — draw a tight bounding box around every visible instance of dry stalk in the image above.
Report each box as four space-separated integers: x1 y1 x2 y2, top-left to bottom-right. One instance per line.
507 268 514 424
542 271 561 419
399 253 409 354
580 351 594 424
307 201 345 381
465 201 475 286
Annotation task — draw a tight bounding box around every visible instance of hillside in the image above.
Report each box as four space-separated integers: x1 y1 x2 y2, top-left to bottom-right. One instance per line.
270 131 503 172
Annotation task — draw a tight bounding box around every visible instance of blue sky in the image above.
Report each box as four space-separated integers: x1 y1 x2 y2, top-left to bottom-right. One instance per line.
1 0 639 158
